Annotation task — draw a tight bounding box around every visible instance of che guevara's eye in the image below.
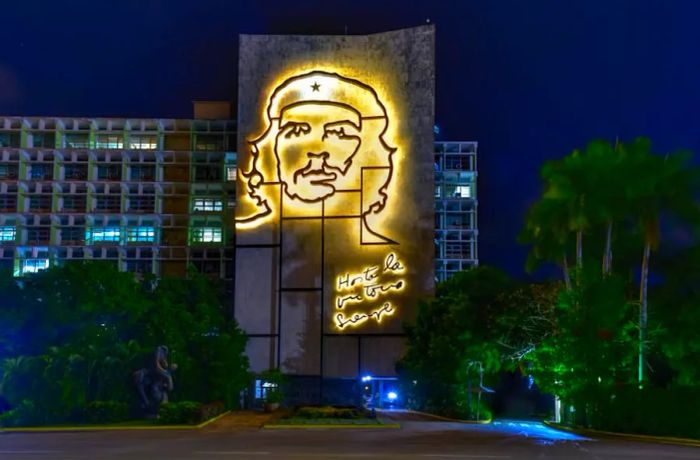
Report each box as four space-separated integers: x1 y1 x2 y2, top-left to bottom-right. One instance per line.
283 122 310 139
324 125 357 140
325 127 346 138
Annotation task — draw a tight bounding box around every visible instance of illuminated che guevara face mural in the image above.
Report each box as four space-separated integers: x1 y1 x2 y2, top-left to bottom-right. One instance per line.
237 70 396 244
236 70 409 332
235 27 434 377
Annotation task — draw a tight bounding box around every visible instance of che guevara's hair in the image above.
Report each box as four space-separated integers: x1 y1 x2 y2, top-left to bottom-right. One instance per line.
237 70 396 225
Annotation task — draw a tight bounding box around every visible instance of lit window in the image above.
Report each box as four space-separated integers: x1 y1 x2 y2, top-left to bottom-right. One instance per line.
86 227 121 244
191 227 222 243
0 226 15 241
95 135 124 149
226 166 237 182
22 258 49 274
194 135 224 151
64 133 90 149
129 135 158 150
454 185 471 198
193 198 223 212
127 226 156 243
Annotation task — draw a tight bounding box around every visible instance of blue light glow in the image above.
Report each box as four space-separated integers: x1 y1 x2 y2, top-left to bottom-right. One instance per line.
361 375 372 383
387 391 398 401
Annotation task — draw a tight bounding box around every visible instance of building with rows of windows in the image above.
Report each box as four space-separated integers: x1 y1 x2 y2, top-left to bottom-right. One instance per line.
434 141 479 281
0 106 236 293
0 109 477 285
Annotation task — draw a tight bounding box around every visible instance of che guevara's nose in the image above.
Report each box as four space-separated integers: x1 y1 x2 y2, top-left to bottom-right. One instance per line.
306 151 330 169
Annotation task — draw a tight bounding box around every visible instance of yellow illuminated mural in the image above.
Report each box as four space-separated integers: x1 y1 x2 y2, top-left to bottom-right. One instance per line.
237 69 411 333
334 252 406 330
236 70 398 244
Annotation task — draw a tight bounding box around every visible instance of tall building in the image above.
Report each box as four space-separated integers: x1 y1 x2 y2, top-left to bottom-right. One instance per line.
0 112 236 293
434 141 479 281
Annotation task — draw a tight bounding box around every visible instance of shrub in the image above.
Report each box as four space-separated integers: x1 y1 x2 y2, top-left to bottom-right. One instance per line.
84 401 129 424
578 386 700 439
199 401 226 422
294 406 362 420
0 400 46 427
158 401 202 425
157 401 226 425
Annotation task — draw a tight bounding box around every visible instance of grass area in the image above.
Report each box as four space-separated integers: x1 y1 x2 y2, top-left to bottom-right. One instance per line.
271 417 383 426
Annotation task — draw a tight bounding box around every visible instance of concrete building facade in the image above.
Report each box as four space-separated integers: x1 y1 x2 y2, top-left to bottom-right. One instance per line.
0 114 236 291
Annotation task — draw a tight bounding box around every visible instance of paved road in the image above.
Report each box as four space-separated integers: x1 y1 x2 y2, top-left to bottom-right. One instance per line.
1 411 698 460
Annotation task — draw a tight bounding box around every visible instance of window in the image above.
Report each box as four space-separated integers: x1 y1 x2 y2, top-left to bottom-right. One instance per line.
64 133 90 149
32 132 56 148
29 195 52 211
226 166 237 182
194 165 221 181
125 260 153 274
97 165 122 180
22 258 49 274
60 227 84 244
194 135 224 151
95 135 123 149
64 164 88 180
445 243 472 259
95 195 121 212
127 226 156 243
62 195 86 212
129 135 158 150
0 132 21 148
27 227 51 243
254 379 278 400
445 214 469 229
193 198 223 212
191 227 222 243
131 165 155 181
86 227 121 244
30 164 53 180
0 226 15 242
0 164 19 179
454 185 471 198
0 196 17 211
128 195 155 212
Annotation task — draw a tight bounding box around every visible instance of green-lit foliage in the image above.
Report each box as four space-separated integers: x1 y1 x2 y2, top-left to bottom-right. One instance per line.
527 266 638 423
398 267 514 419
0 262 249 426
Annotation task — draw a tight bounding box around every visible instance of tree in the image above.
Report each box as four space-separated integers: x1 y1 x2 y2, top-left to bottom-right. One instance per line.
399 267 514 418
0 262 250 424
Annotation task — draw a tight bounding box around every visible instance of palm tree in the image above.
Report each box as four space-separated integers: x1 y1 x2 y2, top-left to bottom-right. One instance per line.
622 138 700 385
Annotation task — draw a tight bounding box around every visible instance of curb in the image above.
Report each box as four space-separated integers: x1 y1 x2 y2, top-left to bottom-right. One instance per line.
402 409 492 424
543 420 700 448
264 423 400 429
0 411 231 433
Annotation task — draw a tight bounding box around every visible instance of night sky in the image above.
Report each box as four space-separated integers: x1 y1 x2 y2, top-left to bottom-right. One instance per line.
2 1 699 277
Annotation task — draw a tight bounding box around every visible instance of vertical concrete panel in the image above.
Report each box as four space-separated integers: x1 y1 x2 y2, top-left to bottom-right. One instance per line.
234 247 278 335
280 291 321 375
236 26 435 383
324 336 359 378
246 337 277 374
360 336 406 377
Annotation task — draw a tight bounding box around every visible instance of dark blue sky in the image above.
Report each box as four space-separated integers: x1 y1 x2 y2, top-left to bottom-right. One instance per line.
2 0 699 277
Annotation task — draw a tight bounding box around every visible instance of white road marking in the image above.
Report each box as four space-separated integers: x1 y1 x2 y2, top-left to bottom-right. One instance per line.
421 455 511 459
197 452 270 456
